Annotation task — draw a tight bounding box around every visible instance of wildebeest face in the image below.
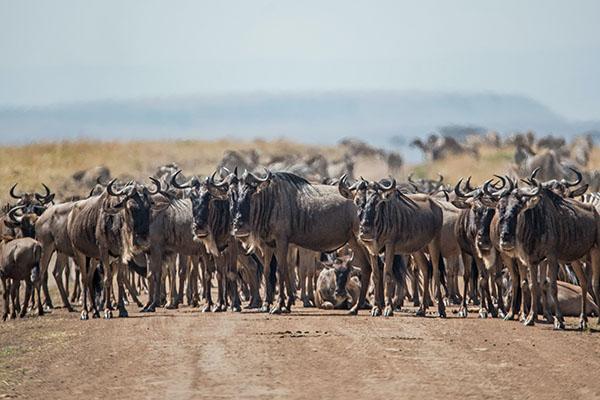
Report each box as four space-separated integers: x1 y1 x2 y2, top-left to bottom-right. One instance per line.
126 188 153 248
191 186 212 238
473 202 495 251
359 189 383 241
232 170 271 237
498 193 540 252
3 206 38 238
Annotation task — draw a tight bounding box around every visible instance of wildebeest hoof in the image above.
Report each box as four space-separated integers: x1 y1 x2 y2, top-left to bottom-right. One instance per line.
11 311 18 319
383 306 393 317
92 310 101 319
270 305 283 314
415 308 426 317
438 309 447 318
118 309 129 318
370 306 381 317
413 299 420 307
302 300 314 308
553 318 565 330
1 313 7 322
478 309 488 319
260 304 271 313
281 306 291 314
104 309 112 319
165 303 178 310
201 304 212 313
212 305 225 313
37 308 45 317
18 311 26 318
503 312 514 321
80 310 89 320
231 305 242 313
523 316 535 326
43 304 52 313
457 308 467 318
579 318 588 331
347 307 358 315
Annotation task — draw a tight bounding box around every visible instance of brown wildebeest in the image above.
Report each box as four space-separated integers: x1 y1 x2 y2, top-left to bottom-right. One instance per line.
315 255 361 310
0 237 42 320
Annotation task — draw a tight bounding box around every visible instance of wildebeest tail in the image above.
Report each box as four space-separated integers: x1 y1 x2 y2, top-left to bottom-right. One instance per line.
470 258 478 291
268 254 277 293
438 255 447 288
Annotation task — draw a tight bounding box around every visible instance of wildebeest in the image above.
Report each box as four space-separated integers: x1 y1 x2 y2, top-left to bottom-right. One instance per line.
0 237 42 320
485 175 600 329
67 180 156 319
226 169 372 315
341 177 445 317
315 255 361 310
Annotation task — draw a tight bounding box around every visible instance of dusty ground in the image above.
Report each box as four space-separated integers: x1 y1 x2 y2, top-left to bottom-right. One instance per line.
1 301 599 400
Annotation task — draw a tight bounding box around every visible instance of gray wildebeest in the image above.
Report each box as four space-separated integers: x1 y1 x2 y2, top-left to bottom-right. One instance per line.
485 174 600 330
0 237 42 320
228 169 372 315
340 176 445 318
67 179 156 319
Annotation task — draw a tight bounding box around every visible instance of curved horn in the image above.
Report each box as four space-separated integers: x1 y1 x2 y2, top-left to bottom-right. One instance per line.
379 177 396 191
496 175 515 198
407 173 416 184
7 205 25 223
529 167 541 181
437 173 444 183
148 177 162 194
35 183 53 204
464 176 476 192
454 178 467 198
492 175 507 190
106 179 128 196
562 167 582 187
520 177 541 197
255 168 272 183
170 170 192 189
210 170 228 188
9 183 21 199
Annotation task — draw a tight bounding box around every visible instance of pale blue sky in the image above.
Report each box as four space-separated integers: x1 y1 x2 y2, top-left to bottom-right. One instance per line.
1 1 599 119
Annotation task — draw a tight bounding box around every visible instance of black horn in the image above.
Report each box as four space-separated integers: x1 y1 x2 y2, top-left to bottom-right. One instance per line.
106 179 128 196
170 170 193 189
562 167 582 187
9 183 21 199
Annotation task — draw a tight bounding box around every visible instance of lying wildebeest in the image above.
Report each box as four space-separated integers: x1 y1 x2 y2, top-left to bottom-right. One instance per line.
341 177 445 317
222 169 372 315
315 255 361 310
0 236 42 320
484 173 600 329
67 179 156 319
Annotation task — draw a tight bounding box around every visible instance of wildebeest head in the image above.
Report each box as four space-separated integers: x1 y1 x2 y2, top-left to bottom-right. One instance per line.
322 254 358 304
3 205 39 238
103 179 158 251
232 169 272 237
452 177 498 251
522 167 587 199
337 174 368 216
9 183 54 216
485 175 541 252
355 178 396 242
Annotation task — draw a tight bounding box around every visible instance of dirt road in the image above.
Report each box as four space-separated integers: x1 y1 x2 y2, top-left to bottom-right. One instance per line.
1 304 599 399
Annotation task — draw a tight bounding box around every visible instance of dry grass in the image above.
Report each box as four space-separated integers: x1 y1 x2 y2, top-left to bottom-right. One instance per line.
3 138 597 203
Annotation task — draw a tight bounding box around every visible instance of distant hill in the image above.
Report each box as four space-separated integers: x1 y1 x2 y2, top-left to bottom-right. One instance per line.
1 91 599 150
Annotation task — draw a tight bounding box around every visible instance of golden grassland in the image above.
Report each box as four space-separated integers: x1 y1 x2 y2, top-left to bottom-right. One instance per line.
2 138 600 203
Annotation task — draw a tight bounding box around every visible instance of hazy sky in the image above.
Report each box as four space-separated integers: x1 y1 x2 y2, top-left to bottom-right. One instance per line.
1 1 599 119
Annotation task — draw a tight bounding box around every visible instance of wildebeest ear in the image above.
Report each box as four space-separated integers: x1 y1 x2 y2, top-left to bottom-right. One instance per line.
255 179 271 194
1 234 14 242
102 197 127 214
523 195 541 211
320 261 334 269
151 197 171 212
451 198 471 209
569 184 588 198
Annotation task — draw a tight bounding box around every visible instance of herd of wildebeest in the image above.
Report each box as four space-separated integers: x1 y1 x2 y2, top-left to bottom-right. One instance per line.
2 132 600 332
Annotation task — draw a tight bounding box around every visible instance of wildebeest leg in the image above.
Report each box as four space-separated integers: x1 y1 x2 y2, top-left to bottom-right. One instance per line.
73 253 91 320
307 258 316 306
123 266 143 308
429 239 446 318
589 248 600 324
370 254 384 317
261 249 276 313
102 258 115 319
165 257 178 309
201 255 214 312
547 258 564 329
190 257 200 307
226 247 241 312
52 253 74 312
347 240 371 315
115 264 128 318
298 256 308 307
175 255 187 306
272 241 291 314
71 267 81 304
413 251 431 317
516 260 530 321
383 246 400 317
411 258 420 307
475 256 495 318
143 251 162 312
1 278 9 321
502 255 519 321
458 252 471 318
213 255 226 312
238 255 261 309
493 257 506 318
38 244 55 311
538 261 553 323
41 269 53 310
524 263 539 326
571 260 588 330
